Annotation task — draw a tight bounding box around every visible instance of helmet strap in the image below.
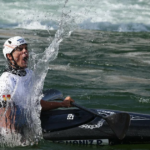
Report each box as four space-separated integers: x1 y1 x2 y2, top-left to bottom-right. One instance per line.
7 53 24 70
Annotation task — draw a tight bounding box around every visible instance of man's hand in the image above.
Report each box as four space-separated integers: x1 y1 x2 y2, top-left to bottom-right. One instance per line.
61 96 74 107
41 96 75 110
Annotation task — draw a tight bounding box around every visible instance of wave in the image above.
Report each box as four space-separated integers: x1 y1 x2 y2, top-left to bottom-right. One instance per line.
80 20 150 32
0 0 150 32
0 20 150 32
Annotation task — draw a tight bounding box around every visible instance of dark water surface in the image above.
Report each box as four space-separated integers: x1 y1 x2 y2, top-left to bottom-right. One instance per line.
0 29 150 149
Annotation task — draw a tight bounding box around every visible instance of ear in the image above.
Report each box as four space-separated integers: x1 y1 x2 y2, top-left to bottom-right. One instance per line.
6 54 13 60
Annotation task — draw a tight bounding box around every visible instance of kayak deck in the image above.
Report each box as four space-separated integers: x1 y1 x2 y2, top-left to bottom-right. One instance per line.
41 108 150 145
41 108 95 131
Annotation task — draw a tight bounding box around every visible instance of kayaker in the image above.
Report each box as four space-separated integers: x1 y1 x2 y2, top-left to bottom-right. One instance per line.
0 36 74 129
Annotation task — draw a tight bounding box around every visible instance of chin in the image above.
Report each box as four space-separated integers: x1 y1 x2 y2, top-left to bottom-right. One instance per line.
20 65 28 69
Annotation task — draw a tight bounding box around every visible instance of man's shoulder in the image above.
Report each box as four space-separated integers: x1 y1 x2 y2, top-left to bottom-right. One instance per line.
0 72 12 79
0 71 17 84
0 72 14 94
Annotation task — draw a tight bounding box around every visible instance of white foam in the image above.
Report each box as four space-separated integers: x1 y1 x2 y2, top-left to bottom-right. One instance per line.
0 0 150 31
17 21 48 30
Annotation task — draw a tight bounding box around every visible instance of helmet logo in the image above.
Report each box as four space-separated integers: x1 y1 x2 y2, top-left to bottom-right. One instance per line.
17 38 25 44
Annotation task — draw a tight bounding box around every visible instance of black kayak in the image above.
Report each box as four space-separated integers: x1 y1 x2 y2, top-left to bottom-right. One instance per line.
41 108 150 145
41 89 150 145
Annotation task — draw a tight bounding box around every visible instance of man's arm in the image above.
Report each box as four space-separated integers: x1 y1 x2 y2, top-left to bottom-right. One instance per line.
41 96 74 111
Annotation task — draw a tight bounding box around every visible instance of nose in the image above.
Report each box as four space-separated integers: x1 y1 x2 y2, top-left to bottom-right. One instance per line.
23 47 27 51
22 47 28 53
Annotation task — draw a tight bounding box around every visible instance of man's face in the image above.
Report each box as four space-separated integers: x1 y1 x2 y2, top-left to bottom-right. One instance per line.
12 44 29 69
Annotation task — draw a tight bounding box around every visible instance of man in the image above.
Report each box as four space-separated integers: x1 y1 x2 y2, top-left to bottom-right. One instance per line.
0 36 74 133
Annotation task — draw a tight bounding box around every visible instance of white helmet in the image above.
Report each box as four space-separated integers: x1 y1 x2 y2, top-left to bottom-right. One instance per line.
3 36 27 59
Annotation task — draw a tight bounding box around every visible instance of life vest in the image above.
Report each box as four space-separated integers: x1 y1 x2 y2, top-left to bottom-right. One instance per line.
0 68 34 108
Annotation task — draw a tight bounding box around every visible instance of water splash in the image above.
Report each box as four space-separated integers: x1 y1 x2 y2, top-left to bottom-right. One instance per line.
0 0 76 147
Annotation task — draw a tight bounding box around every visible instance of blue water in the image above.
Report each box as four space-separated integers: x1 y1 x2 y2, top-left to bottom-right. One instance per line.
0 0 150 149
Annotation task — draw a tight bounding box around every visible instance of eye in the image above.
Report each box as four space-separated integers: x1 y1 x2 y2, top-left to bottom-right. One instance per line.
18 47 23 51
17 47 28 51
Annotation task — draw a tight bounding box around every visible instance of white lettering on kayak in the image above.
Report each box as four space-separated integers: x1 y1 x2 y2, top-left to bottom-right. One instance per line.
53 139 109 145
97 110 115 116
79 119 105 129
67 114 74 120
130 115 150 120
